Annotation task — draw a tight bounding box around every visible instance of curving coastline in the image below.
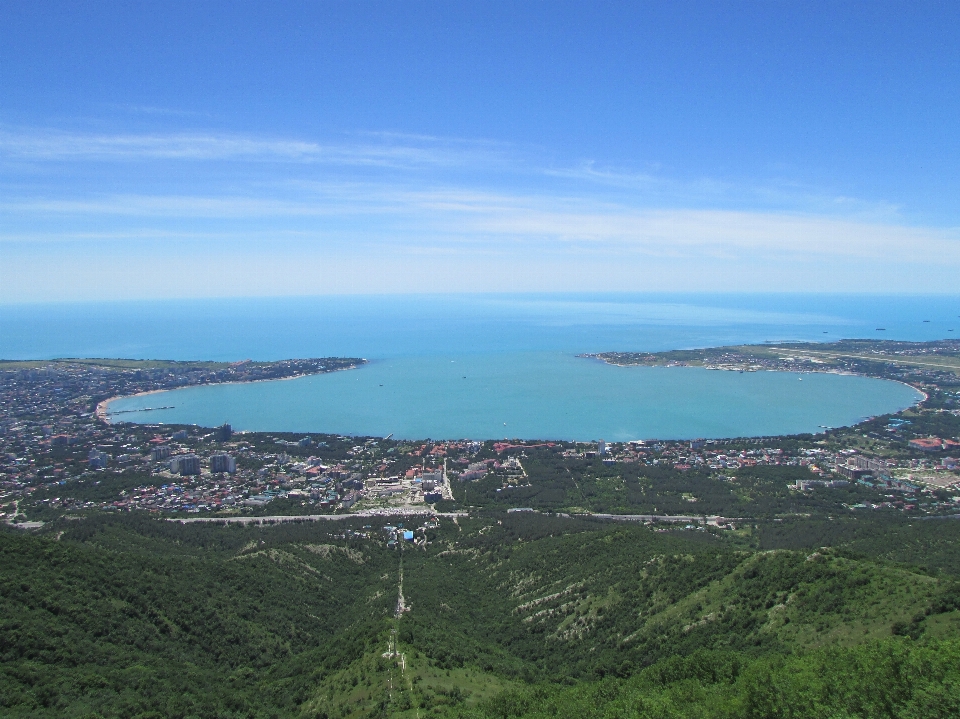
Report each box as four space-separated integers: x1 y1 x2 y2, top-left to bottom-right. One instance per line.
94 351 926 441
94 357 368 424
582 352 930 411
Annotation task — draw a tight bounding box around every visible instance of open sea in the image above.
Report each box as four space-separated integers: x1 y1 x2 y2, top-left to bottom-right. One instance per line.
2 293 956 440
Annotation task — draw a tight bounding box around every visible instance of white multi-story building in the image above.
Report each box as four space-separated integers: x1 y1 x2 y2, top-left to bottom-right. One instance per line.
209 453 237 473
151 445 171 462
169 454 201 475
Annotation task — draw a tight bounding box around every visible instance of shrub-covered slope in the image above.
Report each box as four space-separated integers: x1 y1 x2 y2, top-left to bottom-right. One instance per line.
2 513 959 718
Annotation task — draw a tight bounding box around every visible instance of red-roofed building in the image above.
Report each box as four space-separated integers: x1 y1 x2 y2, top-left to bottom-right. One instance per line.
910 437 943 452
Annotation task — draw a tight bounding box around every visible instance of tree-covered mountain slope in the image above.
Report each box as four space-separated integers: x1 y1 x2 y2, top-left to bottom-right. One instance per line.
2 513 959 718
452 639 960 719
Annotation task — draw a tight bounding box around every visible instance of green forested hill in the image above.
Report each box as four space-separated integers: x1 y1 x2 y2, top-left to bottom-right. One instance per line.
455 639 960 719
2 513 960 718
395 516 960 692
1 516 398 718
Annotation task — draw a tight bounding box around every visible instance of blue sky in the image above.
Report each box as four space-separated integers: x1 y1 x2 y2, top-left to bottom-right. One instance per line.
1 1 958 301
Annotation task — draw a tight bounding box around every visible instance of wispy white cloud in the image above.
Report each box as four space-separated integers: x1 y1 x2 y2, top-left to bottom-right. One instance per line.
0 126 913 222
544 161 665 190
0 128 509 169
0 194 333 218
1 125 956 299
2 186 957 266
422 197 960 262
105 103 215 119
546 161 905 222
0 130 319 161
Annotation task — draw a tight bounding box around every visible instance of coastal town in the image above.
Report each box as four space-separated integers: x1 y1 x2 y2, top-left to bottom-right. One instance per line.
586 338 960 387
1 346 959 526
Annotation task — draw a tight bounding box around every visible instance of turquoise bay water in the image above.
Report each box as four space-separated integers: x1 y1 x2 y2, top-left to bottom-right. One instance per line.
5 293 950 439
107 352 922 441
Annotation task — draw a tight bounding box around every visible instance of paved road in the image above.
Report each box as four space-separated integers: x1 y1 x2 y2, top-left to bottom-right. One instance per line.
440 458 455 501
770 346 960 372
168 509 740 526
586 513 741 525
169 508 468 525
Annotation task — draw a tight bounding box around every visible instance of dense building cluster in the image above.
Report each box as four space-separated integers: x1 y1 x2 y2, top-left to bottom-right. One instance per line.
0 359 361 520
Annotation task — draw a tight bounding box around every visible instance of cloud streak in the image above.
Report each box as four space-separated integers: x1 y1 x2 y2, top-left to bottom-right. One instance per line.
1 126 957 299
0 127 912 219
0 128 511 169
2 186 957 266
0 130 318 161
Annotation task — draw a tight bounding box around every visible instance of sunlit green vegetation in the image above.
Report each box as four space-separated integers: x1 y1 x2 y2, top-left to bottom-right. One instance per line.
3 510 960 717
455 453 901 518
